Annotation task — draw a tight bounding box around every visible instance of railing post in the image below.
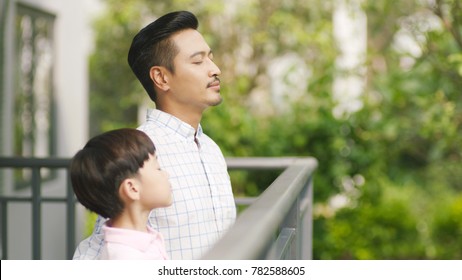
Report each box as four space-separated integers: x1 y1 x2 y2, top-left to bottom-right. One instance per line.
278 198 298 259
31 167 41 260
66 174 75 260
267 227 296 259
300 175 313 259
1 200 7 259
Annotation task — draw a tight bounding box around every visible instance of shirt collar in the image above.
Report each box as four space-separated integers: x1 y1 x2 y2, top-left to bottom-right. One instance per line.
146 109 203 140
102 224 164 252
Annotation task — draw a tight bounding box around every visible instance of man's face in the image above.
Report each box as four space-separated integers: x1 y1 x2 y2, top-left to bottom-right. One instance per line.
166 29 222 113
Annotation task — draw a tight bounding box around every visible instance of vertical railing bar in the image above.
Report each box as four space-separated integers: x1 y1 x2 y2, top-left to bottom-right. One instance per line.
266 227 296 259
297 183 306 259
294 196 301 259
1 200 8 259
31 167 41 260
292 199 299 259
66 172 75 260
280 193 298 259
300 175 313 260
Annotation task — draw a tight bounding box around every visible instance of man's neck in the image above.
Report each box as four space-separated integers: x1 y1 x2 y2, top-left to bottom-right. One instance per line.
157 105 203 131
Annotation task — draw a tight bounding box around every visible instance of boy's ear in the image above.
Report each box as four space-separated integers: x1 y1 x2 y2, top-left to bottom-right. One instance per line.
149 66 170 92
119 178 140 201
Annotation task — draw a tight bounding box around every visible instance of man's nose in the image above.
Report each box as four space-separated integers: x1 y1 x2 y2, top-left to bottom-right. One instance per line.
209 60 221 77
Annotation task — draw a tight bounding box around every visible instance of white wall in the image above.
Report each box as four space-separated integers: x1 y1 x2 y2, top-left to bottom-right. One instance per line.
2 0 101 259
17 0 94 156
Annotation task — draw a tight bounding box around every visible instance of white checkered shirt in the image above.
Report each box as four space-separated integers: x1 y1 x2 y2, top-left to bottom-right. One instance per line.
72 109 236 260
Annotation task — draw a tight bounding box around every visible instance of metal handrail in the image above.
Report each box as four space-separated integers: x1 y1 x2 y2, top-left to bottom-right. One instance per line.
204 157 317 259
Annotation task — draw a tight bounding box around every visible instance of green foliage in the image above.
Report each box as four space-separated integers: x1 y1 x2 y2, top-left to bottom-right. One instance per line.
430 194 462 259
85 211 98 237
88 0 145 136
314 177 428 259
89 0 462 259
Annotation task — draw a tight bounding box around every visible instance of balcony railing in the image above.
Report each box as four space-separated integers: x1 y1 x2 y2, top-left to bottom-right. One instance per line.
205 157 317 259
0 156 317 260
0 157 75 260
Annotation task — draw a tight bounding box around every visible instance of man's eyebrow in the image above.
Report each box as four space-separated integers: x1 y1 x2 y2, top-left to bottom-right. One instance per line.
189 49 213 58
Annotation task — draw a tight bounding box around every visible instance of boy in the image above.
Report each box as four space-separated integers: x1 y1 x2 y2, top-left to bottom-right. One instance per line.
70 128 172 259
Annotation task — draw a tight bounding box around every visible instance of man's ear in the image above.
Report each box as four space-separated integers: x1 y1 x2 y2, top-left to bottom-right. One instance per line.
149 66 170 92
119 178 140 201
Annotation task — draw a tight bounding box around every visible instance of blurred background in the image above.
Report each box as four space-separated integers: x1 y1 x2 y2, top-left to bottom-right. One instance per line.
2 0 461 259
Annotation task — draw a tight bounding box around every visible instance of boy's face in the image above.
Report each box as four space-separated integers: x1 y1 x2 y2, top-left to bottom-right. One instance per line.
136 153 172 209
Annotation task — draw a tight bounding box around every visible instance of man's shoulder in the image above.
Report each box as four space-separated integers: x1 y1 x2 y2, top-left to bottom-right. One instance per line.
200 132 221 148
138 121 171 139
72 237 102 260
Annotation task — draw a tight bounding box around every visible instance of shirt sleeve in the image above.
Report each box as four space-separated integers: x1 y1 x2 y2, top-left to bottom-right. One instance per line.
72 215 106 260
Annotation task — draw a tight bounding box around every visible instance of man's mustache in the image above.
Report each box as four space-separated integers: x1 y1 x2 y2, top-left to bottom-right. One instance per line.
207 77 220 88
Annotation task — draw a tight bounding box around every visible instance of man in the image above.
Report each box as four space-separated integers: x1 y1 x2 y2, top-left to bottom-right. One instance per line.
73 11 236 260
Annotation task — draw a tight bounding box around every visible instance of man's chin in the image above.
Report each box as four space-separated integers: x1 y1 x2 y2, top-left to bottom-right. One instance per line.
209 95 223 106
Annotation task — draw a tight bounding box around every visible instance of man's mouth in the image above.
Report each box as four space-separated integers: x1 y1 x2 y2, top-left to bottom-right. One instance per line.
207 78 220 88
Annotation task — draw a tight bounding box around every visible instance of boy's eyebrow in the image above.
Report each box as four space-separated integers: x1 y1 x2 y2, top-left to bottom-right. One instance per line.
189 49 213 59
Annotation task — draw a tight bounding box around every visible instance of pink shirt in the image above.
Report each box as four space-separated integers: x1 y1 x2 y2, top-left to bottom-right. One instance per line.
100 224 168 260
